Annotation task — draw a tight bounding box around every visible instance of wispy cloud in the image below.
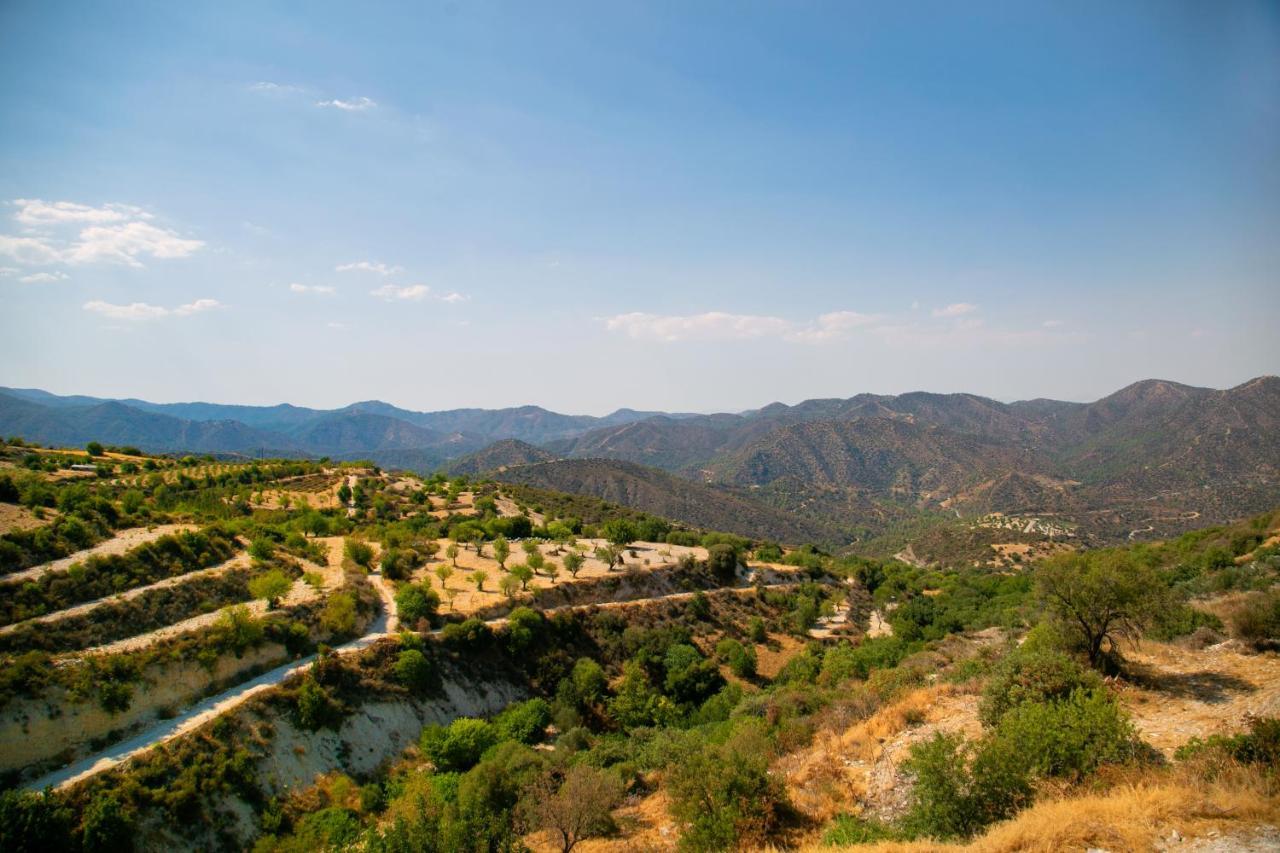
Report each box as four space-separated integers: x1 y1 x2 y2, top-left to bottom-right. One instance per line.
316 96 377 112
18 271 69 284
83 298 220 320
932 302 978 318
1042 319 1064 328
290 282 336 295
371 283 430 301
1 200 203 268
603 310 882 344
604 311 794 343
248 81 302 95
439 291 468 304
336 260 402 275
14 199 146 226
603 305 1065 350
0 235 62 265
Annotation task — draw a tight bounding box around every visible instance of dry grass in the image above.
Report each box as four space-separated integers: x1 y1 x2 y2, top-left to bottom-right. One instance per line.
810 762 1279 852
781 685 982 825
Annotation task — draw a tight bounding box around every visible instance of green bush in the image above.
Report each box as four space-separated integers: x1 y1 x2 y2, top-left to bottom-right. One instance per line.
1231 590 1280 649
420 717 498 772
978 648 1101 727
1176 716 1280 767
393 649 434 694
494 698 551 744
0 790 72 852
820 636 911 685
902 732 1031 840
394 583 438 627
715 638 757 678
821 813 897 845
666 723 787 851
990 688 1138 780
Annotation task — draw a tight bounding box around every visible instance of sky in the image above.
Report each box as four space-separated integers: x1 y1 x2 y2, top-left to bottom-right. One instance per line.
1 1 1277 415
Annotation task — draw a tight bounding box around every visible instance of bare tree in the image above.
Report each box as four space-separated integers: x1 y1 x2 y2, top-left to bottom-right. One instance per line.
523 764 624 853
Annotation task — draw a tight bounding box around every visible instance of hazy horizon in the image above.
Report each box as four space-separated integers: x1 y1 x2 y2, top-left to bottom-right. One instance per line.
4 370 1275 420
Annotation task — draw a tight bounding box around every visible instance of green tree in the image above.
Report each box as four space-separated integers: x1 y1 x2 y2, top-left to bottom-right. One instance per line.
434 563 454 591
499 573 520 600
85 442 105 457
1036 550 1167 669
446 543 460 567
470 569 487 592
563 552 584 578
594 544 621 572
321 591 358 637
492 536 510 570
249 568 292 609
81 793 133 853
601 519 636 547
394 648 434 693
344 538 374 569
396 583 439 626
524 765 624 853
512 563 534 591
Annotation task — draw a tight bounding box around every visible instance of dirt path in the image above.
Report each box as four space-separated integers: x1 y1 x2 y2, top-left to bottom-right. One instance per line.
0 550 250 638
2 524 197 584
79 566 325 657
28 578 809 793
1119 640 1280 757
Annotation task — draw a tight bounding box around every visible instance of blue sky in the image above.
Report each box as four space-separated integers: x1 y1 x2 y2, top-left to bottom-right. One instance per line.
1 1 1277 414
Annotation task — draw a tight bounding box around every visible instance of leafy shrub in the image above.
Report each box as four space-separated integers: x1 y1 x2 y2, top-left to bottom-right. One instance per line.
0 789 72 852
393 649 434 693
1230 589 1280 649
296 677 342 731
820 636 911 685
666 723 787 851
715 638 757 678
978 648 1101 727
1176 716 1280 767
494 698 551 744
1147 602 1223 641
394 583 438 627
902 732 1031 840
822 813 897 845
420 717 498 772
990 688 1138 779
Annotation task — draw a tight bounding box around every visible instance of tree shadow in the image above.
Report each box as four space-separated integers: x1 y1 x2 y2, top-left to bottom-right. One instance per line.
1125 661 1255 703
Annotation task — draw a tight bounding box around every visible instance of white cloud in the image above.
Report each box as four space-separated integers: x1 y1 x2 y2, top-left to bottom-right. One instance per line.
932 302 978 318
371 283 430 301
83 300 172 320
2 200 203 268
0 266 17 276
603 310 885 344
14 199 146 226
290 282 336 295
787 311 881 343
18 271 69 284
173 298 220 316
439 291 468 304
316 96 377 111
83 297 219 320
66 221 204 266
248 81 302 94
1042 319 1064 328
0 234 62 265
604 311 794 342
336 260 402 275
326 321 347 329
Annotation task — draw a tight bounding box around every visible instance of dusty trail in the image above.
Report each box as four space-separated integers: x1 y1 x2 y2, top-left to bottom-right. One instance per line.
1 524 197 584
26 578 807 793
0 550 251 637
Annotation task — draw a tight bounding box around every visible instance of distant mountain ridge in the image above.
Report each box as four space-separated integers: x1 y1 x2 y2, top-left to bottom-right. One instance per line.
2 376 1276 544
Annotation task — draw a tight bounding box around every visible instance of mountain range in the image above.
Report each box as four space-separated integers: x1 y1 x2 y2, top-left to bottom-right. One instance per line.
3 377 1277 547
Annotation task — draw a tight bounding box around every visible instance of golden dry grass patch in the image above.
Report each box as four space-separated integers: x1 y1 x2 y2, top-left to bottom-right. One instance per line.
811 764 1279 853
